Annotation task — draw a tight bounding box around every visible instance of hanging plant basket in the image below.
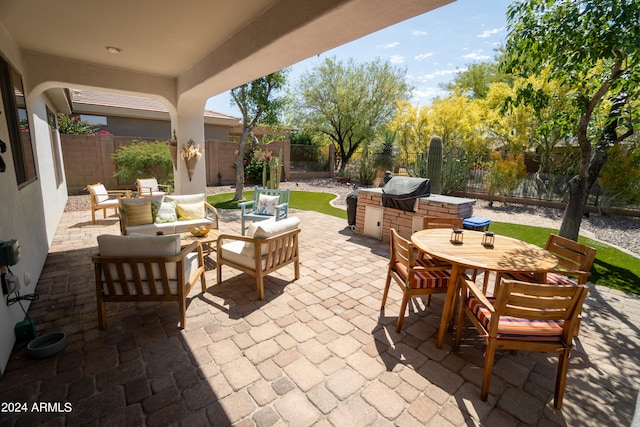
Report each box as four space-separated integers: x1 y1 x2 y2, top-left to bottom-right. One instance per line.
185 157 198 181
168 144 178 170
180 139 202 182
167 130 178 170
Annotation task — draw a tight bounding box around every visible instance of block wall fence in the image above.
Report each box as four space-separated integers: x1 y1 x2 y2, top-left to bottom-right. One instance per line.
60 135 332 194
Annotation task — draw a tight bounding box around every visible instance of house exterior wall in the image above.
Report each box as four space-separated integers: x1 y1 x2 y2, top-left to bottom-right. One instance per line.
99 115 231 142
0 43 67 375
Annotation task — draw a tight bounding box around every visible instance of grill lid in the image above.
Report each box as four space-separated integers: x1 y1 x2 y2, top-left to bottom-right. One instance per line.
382 177 431 197
381 177 431 212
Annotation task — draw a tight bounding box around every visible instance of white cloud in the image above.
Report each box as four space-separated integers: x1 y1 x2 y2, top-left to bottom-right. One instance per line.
412 30 427 36
414 52 433 61
417 68 464 82
390 55 404 64
462 51 490 61
477 27 502 38
414 87 446 101
383 42 399 49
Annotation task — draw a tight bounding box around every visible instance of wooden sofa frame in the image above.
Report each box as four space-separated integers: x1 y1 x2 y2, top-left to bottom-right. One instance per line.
92 241 206 329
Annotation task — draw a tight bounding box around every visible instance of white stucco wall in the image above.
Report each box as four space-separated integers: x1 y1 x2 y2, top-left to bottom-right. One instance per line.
0 38 67 375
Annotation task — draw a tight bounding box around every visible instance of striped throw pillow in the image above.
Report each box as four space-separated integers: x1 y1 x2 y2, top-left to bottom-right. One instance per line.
123 200 153 226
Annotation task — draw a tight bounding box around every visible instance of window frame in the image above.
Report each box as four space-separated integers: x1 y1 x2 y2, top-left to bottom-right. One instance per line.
0 55 37 187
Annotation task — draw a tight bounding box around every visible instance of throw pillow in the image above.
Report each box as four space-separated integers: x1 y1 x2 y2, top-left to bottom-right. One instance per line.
123 200 153 226
176 202 204 220
154 201 177 224
241 217 301 258
256 194 280 215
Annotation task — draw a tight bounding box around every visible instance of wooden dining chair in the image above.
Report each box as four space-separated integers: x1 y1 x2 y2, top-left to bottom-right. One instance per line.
500 234 596 286
419 217 489 288
417 217 464 266
454 278 588 409
382 228 452 332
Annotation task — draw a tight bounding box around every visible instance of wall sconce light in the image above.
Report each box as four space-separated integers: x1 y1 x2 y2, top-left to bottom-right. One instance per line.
482 231 495 247
450 228 464 245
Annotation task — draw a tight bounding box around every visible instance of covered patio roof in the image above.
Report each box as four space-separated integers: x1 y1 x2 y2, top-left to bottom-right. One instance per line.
1 0 453 105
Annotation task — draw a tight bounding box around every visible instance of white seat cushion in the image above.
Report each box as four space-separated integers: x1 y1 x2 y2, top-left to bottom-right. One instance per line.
220 240 269 272
97 198 119 208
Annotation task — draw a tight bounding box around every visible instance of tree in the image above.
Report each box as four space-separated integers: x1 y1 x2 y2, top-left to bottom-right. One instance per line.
389 100 430 164
230 70 288 201
445 60 505 99
503 0 640 240
292 57 410 173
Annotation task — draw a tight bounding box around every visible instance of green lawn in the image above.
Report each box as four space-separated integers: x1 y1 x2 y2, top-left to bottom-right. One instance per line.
207 190 347 219
208 190 639 294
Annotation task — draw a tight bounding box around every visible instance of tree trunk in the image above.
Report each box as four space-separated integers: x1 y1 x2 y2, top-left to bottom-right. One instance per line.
233 127 250 201
558 176 588 241
558 90 626 241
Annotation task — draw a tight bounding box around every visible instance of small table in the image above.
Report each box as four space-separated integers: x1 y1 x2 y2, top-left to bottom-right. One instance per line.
180 229 221 255
411 228 558 348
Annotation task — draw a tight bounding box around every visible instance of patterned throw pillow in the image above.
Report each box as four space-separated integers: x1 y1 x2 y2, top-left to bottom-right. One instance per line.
123 201 153 226
154 201 177 224
256 195 280 215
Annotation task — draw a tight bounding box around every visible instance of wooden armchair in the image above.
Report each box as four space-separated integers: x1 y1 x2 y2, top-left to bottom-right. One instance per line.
87 183 131 224
217 217 300 300
92 234 206 329
382 228 452 332
136 178 171 197
454 278 588 409
238 186 290 235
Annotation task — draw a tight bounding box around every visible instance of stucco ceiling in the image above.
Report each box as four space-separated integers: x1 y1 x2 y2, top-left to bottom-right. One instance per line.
0 0 453 102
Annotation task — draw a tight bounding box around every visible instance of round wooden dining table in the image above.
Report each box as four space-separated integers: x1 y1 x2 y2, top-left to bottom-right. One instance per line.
411 228 559 348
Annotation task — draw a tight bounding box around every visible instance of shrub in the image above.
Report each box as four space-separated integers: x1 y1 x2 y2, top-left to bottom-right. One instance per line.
112 140 173 185
484 152 526 201
598 144 640 211
58 114 109 135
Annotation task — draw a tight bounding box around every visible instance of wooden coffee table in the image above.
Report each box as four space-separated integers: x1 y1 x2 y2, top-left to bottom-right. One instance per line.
180 229 221 255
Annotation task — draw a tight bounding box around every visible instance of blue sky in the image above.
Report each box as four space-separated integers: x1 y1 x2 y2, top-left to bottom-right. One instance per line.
205 0 513 117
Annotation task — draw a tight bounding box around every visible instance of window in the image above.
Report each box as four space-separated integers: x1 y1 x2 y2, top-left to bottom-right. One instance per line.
79 114 107 126
47 107 63 187
0 56 37 186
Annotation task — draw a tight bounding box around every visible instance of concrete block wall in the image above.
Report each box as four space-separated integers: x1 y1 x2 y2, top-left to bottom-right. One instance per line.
61 135 292 193
355 189 476 242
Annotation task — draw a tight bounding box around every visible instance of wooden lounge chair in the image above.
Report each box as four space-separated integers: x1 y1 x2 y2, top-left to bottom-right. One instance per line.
92 234 206 329
238 186 290 235
217 217 300 300
87 183 131 224
136 178 171 197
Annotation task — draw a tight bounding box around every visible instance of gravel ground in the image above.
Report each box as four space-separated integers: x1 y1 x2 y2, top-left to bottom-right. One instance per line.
67 178 640 256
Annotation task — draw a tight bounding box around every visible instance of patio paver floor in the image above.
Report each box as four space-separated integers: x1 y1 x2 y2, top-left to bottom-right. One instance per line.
1 208 639 426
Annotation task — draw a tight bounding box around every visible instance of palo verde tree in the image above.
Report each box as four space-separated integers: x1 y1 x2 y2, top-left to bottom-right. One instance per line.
503 0 640 241
230 70 288 201
292 57 410 173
